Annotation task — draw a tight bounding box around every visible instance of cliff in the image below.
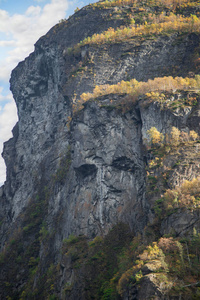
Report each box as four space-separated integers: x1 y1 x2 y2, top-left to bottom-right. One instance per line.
1 0 200 299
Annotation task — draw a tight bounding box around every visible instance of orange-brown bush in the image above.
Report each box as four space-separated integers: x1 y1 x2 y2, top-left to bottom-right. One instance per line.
163 177 200 211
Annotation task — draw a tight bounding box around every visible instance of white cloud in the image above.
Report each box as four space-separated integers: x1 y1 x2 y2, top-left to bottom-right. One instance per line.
26 6 42 16
0 0 69 82
0 90 12 102
0 92 18 186
0 40 16 47
0 99 17 139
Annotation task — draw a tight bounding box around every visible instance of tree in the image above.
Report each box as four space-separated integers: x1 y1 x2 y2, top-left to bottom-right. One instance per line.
147 127 164 146
170 127 181 146
189 130 198 141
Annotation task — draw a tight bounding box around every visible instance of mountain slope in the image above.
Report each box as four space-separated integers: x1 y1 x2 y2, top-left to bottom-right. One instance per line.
1 0 200 299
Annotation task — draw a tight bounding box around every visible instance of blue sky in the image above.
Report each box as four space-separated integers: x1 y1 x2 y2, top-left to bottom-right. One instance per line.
0 0 97 185
0 0 48 14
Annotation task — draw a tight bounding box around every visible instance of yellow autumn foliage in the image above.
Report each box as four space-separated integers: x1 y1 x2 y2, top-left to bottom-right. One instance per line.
170 127 181 146
95 0 196 10
139 242 162 261
74 13 200 51
78 75 200 107
163 177 200 210
146 126 198 148
117 241 168 296
147 127 164 145
189 130 199 141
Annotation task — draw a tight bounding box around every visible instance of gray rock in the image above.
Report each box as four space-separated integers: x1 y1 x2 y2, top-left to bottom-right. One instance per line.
0 2 200 298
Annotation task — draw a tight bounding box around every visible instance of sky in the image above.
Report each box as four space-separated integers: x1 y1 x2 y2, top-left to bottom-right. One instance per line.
0 0 97 186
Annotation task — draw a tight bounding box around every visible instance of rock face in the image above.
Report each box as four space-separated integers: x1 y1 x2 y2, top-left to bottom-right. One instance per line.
1 1 200 299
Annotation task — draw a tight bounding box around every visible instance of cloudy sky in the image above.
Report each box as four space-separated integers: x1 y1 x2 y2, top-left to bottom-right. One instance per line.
0 0 97 186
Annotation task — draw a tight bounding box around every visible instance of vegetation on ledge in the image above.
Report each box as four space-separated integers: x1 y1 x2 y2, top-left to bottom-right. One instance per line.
69 13 200 54
93 0 200 11
71 75 200 113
